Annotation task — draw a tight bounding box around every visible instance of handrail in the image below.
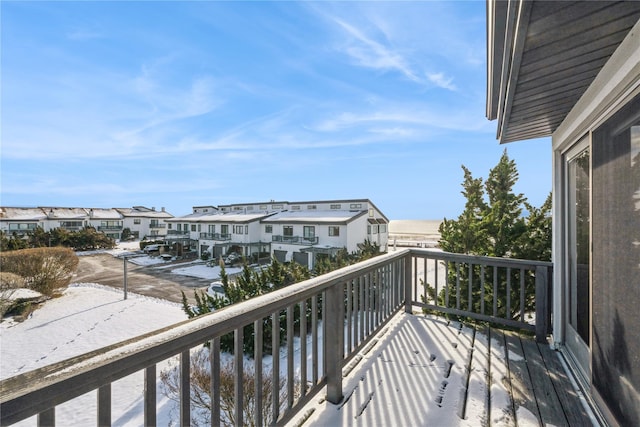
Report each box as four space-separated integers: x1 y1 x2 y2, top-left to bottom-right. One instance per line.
0 248 552 426
1 250 409 426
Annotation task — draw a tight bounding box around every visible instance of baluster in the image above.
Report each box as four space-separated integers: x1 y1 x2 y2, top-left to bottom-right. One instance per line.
507 267 512 319
287 305 294 409
456 262 461 310
480 265 485 315
254 321 263 427
144 365 156 427
38 408 54 427
272 311 280 422
493 266 498 317
299 300 307 397
234 328 243 426
311 295 318 385
211 337 221 427
97 384 111 427
520 268 526 323
468 262 474 312
346 280 352 352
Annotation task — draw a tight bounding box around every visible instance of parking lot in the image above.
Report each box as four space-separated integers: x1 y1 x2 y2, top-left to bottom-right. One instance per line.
73 253 211 305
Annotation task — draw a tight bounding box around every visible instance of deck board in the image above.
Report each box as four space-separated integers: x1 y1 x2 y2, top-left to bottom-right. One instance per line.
291 313 596 427
520 336 568 426
504 330 542 425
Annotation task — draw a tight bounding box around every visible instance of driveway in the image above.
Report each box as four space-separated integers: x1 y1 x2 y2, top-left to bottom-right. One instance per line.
73 253 210 305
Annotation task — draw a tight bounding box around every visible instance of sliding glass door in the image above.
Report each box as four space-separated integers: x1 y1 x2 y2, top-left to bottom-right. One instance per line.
564 139 590 381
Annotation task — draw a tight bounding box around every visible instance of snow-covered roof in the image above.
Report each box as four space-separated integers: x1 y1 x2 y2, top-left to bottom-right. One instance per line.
0 207 47 221
115 207 173 218
43 207 89 219
87 208 121 219
170 211 277 224
261 210 366 224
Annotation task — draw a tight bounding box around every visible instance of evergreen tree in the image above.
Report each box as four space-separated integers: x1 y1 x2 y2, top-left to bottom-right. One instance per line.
437 150 551 319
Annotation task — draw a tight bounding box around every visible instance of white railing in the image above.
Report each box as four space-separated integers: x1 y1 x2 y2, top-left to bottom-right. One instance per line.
0 249 552 426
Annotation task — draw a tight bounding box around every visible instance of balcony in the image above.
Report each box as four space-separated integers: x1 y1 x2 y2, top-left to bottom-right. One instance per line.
199 232 231 241
0 249 594 426
97 225 123 231
165 230 190 239
272 235 319 245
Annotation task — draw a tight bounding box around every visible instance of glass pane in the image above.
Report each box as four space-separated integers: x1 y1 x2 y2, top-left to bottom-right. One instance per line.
569 149 590 345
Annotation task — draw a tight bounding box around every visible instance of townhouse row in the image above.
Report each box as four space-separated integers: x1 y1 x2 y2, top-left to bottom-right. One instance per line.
165 199 389 268
0 199 389 269
0 206 173 240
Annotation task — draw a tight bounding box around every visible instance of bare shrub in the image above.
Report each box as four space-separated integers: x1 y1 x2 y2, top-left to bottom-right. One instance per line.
0 247 79 296
160 348 298 426
0 272 25 316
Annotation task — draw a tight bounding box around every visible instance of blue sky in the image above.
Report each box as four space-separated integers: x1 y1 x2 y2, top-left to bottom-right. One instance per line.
1 1 551 219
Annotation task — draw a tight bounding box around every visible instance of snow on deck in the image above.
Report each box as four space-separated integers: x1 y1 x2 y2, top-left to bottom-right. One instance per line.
292 312 595 427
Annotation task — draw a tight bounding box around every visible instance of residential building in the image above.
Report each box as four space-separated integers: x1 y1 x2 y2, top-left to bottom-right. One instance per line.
166 199 389 268
115 206 173 239
0 206 174 241
487 2 640 425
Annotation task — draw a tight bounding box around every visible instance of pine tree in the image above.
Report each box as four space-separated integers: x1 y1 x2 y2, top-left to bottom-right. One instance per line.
437 150 551 319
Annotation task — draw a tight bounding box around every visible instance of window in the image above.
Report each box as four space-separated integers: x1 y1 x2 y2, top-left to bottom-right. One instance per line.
260 205 267 210
292 205 300 210
380 224 387 233
8 223 37 231
329 226 339 236
208 225 215 233
134 218 141 224
369 208 374 217
198 224 201 232
330 204 341 209
247 206 254 210
221 225 229 234
350 203 362 209
168 223 173 230
283 226 293 236
233 225 243 234
191 224 196 232
303 226 315 239
177 224 182 231
245 225 248 234
234 206 243 211
372 225 378 234
272 204 283 210
307 205 317 210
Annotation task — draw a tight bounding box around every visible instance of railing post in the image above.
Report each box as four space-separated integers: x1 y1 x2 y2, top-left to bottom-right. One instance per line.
535 265 549 343
325 282 344 404
37 408 54 427
404 253 413 313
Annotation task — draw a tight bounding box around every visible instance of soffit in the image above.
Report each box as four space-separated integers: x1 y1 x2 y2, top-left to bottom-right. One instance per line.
487 0 640 143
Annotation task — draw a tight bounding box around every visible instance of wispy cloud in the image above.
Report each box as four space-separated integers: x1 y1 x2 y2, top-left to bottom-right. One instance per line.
331 18 420 83
426 72 457 91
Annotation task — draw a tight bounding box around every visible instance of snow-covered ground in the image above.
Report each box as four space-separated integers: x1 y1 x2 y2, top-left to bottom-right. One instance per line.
1 283 188 426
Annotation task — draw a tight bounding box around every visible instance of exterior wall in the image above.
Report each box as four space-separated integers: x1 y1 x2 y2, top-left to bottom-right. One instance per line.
551 19 640 427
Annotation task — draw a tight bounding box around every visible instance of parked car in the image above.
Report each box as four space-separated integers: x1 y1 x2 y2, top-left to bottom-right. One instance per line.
223 252 242 266
207 281 226 298
143 244 160 254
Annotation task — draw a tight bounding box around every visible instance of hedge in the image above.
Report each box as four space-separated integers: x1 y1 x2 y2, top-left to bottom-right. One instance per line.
0 247 79 296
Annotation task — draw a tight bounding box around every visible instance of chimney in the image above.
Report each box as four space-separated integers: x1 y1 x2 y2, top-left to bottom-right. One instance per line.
152 207 156 211
161 207 165 212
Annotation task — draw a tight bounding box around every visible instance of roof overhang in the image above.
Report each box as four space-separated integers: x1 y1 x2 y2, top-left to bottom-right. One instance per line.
487 0 640 143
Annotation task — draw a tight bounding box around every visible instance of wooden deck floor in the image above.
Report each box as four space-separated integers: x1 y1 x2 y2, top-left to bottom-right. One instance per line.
291 312 596 427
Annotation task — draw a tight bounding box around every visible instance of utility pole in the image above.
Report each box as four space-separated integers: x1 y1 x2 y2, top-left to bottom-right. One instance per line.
123 256 128 300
